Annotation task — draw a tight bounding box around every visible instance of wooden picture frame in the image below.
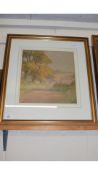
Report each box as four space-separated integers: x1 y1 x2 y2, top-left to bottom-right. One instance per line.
92 35 98 100
0 34 97 130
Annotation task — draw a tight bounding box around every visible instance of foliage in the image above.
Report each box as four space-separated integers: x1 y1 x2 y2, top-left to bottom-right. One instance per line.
22 50 54 82
53 83 69 92
53 81 75 91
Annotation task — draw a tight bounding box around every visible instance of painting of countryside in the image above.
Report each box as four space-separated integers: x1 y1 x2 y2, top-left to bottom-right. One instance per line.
19 50 77 104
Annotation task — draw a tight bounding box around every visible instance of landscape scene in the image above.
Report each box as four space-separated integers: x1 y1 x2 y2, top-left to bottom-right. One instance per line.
19 50 77 104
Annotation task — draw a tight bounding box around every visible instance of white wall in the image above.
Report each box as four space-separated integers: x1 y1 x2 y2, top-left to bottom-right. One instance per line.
0 19 98 161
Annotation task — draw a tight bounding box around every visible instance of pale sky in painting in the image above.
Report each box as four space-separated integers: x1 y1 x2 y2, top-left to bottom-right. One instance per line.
44 51 75 73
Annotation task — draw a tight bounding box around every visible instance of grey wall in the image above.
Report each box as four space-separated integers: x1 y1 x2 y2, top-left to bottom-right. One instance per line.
1 131 98 160
1 14 98 23
1 131 98 161
0 19 98 161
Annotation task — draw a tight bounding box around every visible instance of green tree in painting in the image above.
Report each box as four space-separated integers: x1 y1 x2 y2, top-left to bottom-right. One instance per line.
22 50 54 82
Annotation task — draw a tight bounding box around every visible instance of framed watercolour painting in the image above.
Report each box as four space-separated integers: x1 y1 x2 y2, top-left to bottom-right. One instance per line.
0 34 97 130
92 35 98 99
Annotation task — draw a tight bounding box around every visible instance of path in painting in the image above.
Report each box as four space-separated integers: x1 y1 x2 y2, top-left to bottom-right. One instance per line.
20 87 76 103
20 90 66 103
